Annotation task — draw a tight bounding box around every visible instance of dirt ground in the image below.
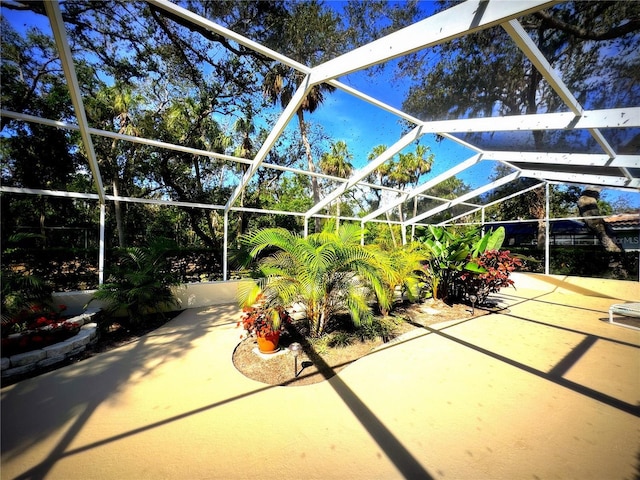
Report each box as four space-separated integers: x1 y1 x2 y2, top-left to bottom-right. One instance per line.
233 299 489 386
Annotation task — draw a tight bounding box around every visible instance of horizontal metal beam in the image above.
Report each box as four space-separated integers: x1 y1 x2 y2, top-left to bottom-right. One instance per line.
362 153 484 221
309 0 557 85
0 186 100 200
0 109 352 184
484 151 640 168
5 109 513 199
419 107 640 134
520 169 640 189
407 172 521 225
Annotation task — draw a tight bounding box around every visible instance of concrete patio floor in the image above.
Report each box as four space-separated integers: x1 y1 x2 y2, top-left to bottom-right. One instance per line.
2 275 639 479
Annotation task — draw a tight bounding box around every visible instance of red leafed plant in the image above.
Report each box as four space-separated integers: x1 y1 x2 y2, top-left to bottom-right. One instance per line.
1 304 80 356
457 250 523 305
237 297 291 338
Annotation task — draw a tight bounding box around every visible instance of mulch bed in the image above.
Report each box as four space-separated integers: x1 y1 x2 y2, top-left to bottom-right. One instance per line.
233 300 490 387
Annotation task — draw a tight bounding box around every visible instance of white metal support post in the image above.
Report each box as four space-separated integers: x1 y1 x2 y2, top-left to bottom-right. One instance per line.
223 211 229 281
545 183 550 275
46 0 108 285
99 204 106 285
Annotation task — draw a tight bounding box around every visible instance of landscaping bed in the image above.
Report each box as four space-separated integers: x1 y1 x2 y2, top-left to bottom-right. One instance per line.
233 300 489 387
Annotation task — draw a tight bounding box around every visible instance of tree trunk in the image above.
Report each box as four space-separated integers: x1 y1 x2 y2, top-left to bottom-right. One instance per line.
385 211 397 248
536 218 546 249
39 198 46 248
109 137 126 248
411 197 418 241
112 178 125 248
530 187 546 251
297 110 320 233
577 187 621 252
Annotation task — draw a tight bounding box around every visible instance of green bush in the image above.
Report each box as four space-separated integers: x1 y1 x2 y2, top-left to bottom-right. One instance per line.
238 225 397 337
90 239 182 325
328 331 354 348
357 316 400 342
417 226 507 302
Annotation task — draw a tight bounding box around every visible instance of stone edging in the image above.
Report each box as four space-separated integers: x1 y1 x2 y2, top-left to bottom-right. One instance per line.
1 308 101 381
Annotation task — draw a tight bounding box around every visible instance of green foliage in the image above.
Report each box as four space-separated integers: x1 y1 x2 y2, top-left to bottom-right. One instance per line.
237 301 291 338
91 239 181 325
309 335 331 355
238 224 397 337
357 315 399 342
1 234 54 324
417 225 507 301
456 250 523 305
517 247 639 280
381 243 428 312
1 269 53 325
328 331 354 348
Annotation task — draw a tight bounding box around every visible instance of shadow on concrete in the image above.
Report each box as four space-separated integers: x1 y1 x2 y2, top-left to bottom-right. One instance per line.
290 334 435 479
0 304 238 478
422 324 640 417
524 274 621 299
3 303 436 479
10 382 277 479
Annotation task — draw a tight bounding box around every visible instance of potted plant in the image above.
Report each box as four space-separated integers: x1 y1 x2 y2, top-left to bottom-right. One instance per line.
237 298 291 354
238 282 291 353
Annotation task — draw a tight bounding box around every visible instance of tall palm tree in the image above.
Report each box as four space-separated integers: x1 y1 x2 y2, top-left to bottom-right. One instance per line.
90 84 141 247
232 107 256 240
262 1 344 233
368 144 434 245
319 140 353 231
263 66 335 233
239 224 397 337
368 145 399 247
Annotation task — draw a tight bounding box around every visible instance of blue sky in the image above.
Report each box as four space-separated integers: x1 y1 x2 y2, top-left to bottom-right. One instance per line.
313 82 640 209
2 3 638 211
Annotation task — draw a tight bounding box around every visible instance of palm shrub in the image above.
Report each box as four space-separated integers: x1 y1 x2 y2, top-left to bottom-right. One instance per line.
1 269 53 325
379 242 428 314
91 239 181 325
1 234 54 325
238 224 397 338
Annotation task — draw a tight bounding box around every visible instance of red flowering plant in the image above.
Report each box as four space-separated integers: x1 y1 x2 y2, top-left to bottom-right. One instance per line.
456 250 523 305
1 303 80 356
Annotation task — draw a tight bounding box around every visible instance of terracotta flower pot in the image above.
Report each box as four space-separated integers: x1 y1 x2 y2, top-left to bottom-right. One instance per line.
256 331 281 354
